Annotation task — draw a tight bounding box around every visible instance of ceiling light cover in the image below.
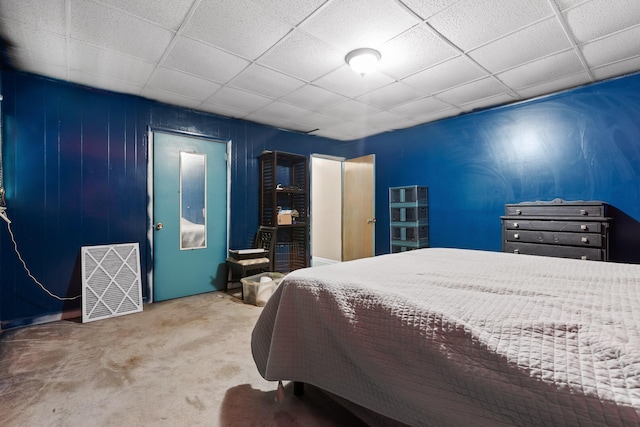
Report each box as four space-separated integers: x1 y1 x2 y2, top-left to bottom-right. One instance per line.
345 48 381 76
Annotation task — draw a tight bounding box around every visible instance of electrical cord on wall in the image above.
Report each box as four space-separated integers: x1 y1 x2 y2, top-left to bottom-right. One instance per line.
2 209 81 301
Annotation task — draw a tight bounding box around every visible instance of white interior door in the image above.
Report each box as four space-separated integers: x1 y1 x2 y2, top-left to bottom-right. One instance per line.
310 154 375 264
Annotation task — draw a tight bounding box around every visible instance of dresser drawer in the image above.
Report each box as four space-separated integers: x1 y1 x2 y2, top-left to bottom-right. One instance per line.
504 242 604 261
502 219 604 233
505 230 603 247
504 204 605 217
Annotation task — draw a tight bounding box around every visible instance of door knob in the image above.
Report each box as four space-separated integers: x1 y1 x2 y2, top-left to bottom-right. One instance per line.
155 223 163 230
367 218 377 224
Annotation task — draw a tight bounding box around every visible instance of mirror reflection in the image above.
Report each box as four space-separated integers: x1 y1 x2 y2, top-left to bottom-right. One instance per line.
180 151 206 249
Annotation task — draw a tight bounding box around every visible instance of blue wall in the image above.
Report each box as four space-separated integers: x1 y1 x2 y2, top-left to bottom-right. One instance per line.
2 69 640 328
347 73 640 259
0 71 335 328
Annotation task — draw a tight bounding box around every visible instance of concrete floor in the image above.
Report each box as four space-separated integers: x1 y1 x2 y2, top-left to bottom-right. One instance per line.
0 290 368 426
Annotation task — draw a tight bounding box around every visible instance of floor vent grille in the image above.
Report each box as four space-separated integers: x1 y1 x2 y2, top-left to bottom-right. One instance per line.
81 243 142 323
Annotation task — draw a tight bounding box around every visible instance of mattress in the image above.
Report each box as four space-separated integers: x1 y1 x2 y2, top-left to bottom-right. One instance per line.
251 248 640 426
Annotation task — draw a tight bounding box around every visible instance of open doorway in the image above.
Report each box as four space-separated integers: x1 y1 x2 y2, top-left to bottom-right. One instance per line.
310 154 375 266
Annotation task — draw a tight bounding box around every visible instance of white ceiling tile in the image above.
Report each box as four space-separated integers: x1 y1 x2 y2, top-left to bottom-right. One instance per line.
0 20 67 67
280 85 347 110
94 0 194 31
293 112 348 129
12 55 68 81
255 101 314 121
141 87 203 109
320 99 381 120
402 56 487 94
428 0 553 51
353 111 416 130
497 50 587 89
459 93 519 112
3 0 640 142
554 0 591 11
340 126 386 140
228 64 305 98
0 0 66 35
515 71 592 99
592 57 640 81
400 0 462 20
411 108 463 125
204 87 273 113
309 128 352 141
256 0 328 26
182 0 293 60
468 18 572 73
581 26 640 68
258 30 344 81
244 113 316 133
377 25 458 79
70 0 174 62
300 0 418 51
563 0 640 43
69 41 155 85
388 96 453 118
198 103 249 120
163 36 250 84
69 68 144 95
148 67 222 101
436 77 508 105
313 64 395 98
357 82 421 109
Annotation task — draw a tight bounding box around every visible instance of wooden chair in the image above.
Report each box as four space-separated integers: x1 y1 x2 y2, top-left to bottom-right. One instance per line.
225 226 277 299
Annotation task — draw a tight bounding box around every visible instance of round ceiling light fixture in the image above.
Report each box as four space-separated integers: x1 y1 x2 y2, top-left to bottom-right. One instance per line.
345 48 381 77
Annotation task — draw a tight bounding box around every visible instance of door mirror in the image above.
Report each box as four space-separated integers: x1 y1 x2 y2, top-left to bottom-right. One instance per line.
180 151 206 249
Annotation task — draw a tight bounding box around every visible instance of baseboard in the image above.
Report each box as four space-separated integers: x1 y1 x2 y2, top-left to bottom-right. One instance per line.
1 308 82 331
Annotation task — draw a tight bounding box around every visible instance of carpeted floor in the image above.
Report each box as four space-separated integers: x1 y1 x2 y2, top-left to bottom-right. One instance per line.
0 290 368 426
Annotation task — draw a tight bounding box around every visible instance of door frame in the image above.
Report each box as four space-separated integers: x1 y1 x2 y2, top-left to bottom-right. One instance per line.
310 153 375 264
310 154 345 266
146 126 231 303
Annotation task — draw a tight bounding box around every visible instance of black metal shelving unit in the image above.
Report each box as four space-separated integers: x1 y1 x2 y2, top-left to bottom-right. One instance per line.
259 151 309 272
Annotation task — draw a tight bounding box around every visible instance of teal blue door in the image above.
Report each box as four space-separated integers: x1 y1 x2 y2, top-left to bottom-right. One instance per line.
152 131 228 301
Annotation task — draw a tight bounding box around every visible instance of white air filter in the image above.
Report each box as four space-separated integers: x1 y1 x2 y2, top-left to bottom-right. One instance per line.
81 243 143 323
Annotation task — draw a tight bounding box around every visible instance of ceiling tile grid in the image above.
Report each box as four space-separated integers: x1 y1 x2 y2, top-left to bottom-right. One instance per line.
0 0 639 141
69 0 174 63
467 18 574 74
162 36 251 84
180 0 294 60
0 0 67 35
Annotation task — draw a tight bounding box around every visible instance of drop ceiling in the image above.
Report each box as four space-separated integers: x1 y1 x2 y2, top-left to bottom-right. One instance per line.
1 0 639 141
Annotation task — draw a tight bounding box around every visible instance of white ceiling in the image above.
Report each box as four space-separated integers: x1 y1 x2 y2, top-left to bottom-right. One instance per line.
1 0 639 141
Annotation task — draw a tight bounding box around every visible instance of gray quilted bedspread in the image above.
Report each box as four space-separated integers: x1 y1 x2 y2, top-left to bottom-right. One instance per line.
251 248 640 426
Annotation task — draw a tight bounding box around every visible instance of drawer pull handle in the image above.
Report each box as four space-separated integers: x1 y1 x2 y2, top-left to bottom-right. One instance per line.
515 209 522 215
514 233 519 239
581 224 588 231
580 209 587 215
513 222 519 228
581 255 588 260
581 237 589 243
514 249 520 254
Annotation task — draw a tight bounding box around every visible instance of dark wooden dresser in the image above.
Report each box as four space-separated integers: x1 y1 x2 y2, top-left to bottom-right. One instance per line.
501 199 611 261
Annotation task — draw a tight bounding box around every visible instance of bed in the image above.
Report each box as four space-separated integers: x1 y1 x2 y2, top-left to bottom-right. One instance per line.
251 248 640 426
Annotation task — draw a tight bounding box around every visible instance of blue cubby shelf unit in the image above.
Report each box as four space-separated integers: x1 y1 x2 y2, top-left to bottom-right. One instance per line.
389 186 429 253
